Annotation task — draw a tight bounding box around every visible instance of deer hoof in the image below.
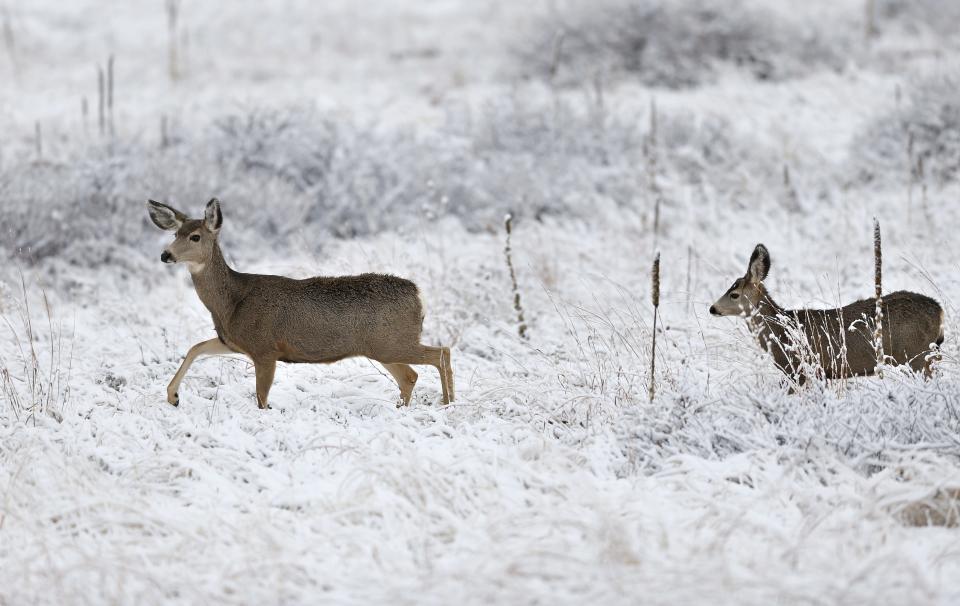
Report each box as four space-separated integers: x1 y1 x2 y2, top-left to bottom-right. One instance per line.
167 391 179 406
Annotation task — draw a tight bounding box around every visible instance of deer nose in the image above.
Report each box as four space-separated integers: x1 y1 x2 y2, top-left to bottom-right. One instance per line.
160 251 174 263
709 305 719 316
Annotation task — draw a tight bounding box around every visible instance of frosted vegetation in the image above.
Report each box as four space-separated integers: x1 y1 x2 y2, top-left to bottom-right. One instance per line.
2 0 960 603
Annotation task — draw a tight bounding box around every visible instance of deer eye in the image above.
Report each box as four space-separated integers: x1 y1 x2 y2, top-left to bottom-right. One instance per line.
730 293 740 300
189 234 201 242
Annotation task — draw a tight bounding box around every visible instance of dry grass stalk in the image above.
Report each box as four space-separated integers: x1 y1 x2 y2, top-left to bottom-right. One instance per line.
504 213 528 340
1 274 69 423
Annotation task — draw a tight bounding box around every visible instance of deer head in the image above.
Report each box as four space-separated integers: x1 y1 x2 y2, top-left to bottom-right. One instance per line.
147 198 223 273
709 244 770 317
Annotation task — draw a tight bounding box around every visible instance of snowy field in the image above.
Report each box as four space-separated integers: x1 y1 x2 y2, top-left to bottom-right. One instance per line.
2 0 960 604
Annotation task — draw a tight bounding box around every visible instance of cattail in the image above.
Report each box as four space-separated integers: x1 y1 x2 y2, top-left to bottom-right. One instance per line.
649 252 660 402
873 219 884 373
161 114 169 149
504 213 528 340
166 0 180 82
906 131 915 224
918 155 929 223
783 164 801 212
548 30 565 79
2 7 17 77
864 0 877 43
97 65 105 136
81 96 89 136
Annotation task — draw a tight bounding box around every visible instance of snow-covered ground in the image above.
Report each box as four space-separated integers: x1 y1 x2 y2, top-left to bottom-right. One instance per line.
2 1 960 604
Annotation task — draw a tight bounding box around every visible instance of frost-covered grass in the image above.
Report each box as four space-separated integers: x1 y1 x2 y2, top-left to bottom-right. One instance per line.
3 0 960 604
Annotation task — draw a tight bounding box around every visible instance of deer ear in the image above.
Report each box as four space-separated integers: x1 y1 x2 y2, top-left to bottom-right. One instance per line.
147 199 185 231
747 244 771 283
204 198 223 233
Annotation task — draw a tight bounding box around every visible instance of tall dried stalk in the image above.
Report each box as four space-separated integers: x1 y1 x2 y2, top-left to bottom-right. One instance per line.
783 164 801 212
161 114 169 148
81 96 89 136
906 132 915 225
646 98 662 249
649 252 660 402
97 64 105 136
166 0 181 81
1 5 17 77
504 213 528 340
864 0 878 44
107 54 115 138
918 155 931 226
873 219 884 374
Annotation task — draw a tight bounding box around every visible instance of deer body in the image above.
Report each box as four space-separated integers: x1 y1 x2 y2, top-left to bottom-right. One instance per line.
711 244 943 385
148 199 454 409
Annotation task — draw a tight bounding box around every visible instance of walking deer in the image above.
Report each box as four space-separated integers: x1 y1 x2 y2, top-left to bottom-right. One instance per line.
710 244 943 386
147 198 454 409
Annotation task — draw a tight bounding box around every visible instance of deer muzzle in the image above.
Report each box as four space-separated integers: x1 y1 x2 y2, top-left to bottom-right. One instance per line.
161 250 175 263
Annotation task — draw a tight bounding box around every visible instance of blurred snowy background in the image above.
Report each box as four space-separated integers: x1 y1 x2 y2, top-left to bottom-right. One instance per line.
2 0 960 603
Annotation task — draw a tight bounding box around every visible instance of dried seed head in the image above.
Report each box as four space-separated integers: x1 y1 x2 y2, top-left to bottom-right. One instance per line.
652 252 661 308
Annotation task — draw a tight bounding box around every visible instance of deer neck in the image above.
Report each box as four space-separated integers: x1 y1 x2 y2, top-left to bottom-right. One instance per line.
747 286 789 344
188 243 242 323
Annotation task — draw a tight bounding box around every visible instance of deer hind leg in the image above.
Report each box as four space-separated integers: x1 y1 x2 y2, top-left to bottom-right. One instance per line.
442 346 455 402
383 363 418 406
254 359 277 410
167 338 235 406
418 345 453 404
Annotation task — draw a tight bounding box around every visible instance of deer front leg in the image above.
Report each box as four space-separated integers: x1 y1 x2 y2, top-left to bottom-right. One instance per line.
383 363 419 406
254 359 277 410
167 338 235 406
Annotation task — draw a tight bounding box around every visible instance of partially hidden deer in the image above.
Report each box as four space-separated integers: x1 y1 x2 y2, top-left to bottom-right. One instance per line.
147 198 454 409
710 244 943 386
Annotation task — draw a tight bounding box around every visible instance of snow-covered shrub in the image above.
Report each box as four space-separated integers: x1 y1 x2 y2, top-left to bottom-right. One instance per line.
876 0 960 37
851 72 960 186
0 101 776 264
517 0 846 88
